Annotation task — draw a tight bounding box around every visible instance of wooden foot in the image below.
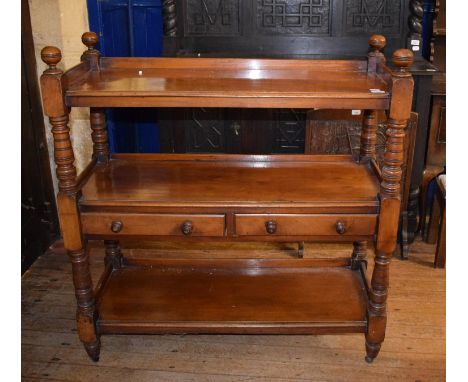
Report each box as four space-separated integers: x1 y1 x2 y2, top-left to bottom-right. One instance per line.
365 340 381 363
434 208 446 268
84 339 101 362
426 186 441 244
68 246 100 362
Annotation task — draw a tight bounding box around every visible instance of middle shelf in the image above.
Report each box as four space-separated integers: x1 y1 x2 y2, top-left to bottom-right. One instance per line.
78 154 381 242
79 154 380 212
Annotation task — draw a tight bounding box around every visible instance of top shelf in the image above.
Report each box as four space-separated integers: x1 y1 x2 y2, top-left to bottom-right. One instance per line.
64 57 391 109
41 33 415 111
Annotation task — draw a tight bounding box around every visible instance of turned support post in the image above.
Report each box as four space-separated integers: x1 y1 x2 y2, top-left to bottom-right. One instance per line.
360 110 378 163
41 46 100 361
80 32 110 164
365 49 414 363
40 46 77 194
361 35 385 164
90 108 109 163
104 240 122 269
351 241 367 270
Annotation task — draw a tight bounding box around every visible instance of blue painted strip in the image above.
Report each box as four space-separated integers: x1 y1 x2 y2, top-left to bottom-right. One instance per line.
87 0 163 153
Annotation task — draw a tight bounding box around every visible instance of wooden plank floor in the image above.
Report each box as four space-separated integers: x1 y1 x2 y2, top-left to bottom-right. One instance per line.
22 239 445 381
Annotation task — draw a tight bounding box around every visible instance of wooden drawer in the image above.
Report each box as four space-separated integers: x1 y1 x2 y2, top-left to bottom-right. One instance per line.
81 213 226 237
234 214 377 237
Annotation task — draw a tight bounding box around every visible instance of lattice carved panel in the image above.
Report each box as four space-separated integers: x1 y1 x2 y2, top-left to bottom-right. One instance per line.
257 0 330 35
345 0 402 35
184 0 240 36
273 109 306 153
187 108 226 152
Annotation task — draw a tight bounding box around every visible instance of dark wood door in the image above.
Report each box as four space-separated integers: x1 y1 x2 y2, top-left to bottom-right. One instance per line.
21 0 59 273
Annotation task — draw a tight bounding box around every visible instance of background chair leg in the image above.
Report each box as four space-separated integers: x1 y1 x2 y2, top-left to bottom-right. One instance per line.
426 188 441 244
434 207 446 268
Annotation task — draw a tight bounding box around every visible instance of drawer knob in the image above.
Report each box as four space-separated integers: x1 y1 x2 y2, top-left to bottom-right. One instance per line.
265 220 277 234
111 220 123 233
181 221 193 236
335 221 346 235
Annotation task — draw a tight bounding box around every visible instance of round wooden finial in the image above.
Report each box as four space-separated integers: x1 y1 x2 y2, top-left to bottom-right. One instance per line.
368 34 386 52
41 46 62 70
392 49 414 71
81 32 99 50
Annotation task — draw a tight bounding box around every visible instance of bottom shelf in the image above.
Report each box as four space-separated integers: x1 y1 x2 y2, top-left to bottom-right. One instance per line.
96 259 368 335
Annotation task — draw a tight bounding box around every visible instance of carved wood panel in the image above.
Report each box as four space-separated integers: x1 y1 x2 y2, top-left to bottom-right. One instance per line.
165 0 412 58
345 0 402 36
273 109 306 152
186 108 226 152
256 0 331 35
184 0 240 36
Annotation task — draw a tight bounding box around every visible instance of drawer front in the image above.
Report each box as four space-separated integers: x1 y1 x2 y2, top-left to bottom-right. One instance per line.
81 213 226 237
234 214 377 237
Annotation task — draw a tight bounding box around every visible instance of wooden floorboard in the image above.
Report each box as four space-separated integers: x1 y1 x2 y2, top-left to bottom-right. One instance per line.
22 239 445 381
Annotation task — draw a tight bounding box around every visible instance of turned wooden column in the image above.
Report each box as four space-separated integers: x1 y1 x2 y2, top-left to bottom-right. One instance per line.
40 46 100 361
354 106 377 263
362 35 385 163
360 110 378 163
90 108 109 163
50 114 76 193
365 49 414 363
351 241 367 270
81 32 109 165
104 240 122 270
355 35 386 262
82 33 119 272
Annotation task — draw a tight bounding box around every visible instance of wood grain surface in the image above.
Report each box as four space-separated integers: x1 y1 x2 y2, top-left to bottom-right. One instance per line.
80 156 380 211
97 260 367 333
64 58 390 109
22 239 445 381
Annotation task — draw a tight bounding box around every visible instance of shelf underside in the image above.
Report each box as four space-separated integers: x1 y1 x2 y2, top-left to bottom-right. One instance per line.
97 259 368 334
80 154 380 213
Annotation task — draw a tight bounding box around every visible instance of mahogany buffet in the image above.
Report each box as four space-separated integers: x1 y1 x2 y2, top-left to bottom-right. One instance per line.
40 32 414 363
